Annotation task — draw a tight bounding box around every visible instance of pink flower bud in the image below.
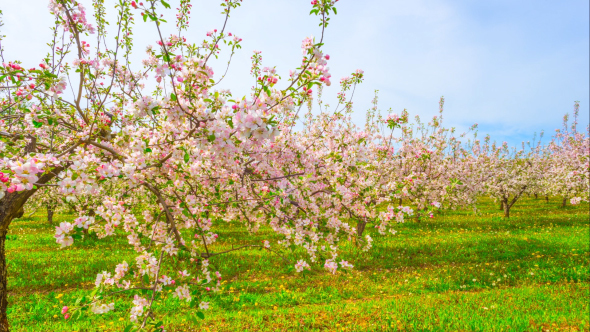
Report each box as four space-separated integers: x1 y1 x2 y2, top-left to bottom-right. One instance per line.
61 306 69 314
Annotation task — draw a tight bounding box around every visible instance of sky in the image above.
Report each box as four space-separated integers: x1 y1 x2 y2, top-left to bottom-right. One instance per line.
1 0 588 146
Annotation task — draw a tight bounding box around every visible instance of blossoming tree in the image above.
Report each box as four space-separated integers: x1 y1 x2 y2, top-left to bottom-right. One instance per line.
545 103 590 206
0 0 406 330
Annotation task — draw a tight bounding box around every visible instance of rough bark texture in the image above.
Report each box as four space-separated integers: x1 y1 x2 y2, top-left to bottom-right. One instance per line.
535 194 538 200
562 197 567 208
0 231 7 332
24 136 36 153
545 196 549 203
0 166 64 331
499 200 504 211
356 219 367 237
0 190 37 332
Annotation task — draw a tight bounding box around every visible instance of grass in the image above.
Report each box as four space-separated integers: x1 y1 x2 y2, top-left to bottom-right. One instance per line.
6 196 589 331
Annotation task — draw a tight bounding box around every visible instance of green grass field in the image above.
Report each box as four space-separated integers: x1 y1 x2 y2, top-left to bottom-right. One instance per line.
6 197 589 331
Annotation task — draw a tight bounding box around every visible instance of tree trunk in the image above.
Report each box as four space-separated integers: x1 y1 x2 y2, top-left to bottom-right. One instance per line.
0 137 41 330
0 165 64 331
47 205 55 225
545 196 549 203
356 219 367 237
503 198 510 218
15 208 23 220
534 194 538 199
0 230 8 332
499 200 504 211
562 197 567 208
0 194 27 332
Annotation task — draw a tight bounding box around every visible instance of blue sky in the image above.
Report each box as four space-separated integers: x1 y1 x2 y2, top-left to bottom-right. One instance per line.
2 0 588 146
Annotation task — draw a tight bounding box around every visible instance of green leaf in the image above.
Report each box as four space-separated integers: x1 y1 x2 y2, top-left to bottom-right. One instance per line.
144 148 152 153
170 93 177 101
32 120 43 128
190 297 198 307
160 0 170 8
333 7 338 14
143 14 147 22
197 311 205 319
124 325 135 332
184 152 190 163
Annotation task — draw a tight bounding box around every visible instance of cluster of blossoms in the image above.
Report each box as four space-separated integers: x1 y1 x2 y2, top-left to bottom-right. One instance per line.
0 155 58 197
385 111 408 129
48 0 95 34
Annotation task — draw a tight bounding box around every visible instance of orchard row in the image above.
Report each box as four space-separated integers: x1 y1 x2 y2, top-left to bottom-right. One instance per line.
0 0 587 331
